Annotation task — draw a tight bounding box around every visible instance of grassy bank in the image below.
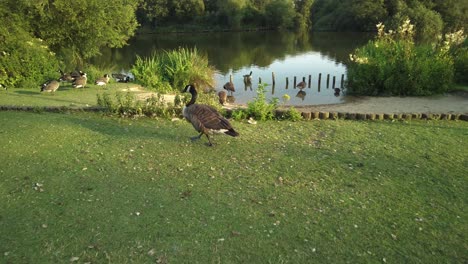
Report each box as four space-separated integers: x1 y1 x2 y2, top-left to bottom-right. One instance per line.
0 83 149 108
0 111 466 263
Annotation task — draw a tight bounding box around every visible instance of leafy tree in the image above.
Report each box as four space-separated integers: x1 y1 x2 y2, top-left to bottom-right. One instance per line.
0 2 59 88
218 0 246 29
27 0 140 60
217 0 247 29
294 0 314 31
404 3 443 40
265 0 295 29
350 0 387 31
432 0 468 31
312 0 464 37
138 0 171 28
173 0 205 21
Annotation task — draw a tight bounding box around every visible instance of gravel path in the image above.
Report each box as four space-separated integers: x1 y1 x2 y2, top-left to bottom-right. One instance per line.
291 92 468 114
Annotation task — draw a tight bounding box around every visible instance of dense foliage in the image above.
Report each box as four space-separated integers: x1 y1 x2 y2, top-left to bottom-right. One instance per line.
138 0 312 30
312 0 467 39
232 84 301 122
97 92 179 118
137 0 467 39
347 20 466 96
96 89 222 119
0 9 60 88
1 0 466 89
453 39 468 84
0 0 139 88
131 48 215 93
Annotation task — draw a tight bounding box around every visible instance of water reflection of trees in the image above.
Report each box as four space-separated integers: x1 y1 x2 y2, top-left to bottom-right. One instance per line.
92 31 371 72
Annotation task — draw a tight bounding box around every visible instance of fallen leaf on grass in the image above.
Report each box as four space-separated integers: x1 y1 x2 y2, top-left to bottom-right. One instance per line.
247 118 257 125
33 183 44 192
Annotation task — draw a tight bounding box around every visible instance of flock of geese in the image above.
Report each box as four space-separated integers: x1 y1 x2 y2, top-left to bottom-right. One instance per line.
40 70 131 93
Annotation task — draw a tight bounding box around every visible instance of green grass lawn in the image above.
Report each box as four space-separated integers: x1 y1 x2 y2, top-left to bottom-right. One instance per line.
0 111 466 263
0 82 147 108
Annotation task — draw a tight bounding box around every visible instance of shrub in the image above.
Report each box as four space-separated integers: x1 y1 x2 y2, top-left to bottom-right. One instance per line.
97 92 178 119
453 47 468 84
130 47 214 93
131 55 171 93
231 109 249 121
347 20 461 96
283 107 303 121
163 47 215 89
192 90 223 113
246 84 279 121
450 34 468 84
144 94 178 119
0 24 60 88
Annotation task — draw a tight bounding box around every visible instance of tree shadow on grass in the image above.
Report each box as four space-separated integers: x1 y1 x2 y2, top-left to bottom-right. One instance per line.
64 114 185 142
14 90 40 95
6 89 94 106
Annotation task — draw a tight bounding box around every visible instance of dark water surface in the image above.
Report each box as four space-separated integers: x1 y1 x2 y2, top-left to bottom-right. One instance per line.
95 31 372 105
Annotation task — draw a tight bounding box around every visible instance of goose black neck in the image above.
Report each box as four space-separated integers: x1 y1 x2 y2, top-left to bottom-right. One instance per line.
186 89 198 106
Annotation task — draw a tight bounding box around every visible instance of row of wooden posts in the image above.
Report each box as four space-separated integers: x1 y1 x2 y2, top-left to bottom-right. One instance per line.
231 73 346 90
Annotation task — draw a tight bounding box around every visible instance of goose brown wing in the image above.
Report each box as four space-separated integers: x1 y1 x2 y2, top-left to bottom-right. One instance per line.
189 104 233 131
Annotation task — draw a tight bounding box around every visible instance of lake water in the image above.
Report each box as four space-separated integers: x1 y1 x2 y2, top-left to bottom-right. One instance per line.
95 31 372 105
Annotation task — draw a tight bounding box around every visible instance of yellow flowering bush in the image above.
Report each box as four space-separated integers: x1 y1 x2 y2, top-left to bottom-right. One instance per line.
347 20 464 95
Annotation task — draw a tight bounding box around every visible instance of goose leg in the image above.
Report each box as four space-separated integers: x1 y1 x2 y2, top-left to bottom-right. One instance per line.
190 132 203 141
205 134 214 147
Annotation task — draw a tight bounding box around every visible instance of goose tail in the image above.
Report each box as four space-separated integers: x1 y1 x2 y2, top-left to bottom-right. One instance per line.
225 128 239 137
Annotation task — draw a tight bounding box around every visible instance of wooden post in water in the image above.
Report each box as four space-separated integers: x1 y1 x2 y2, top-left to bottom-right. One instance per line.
272 72 276 86
326 74 330 88
259 77 262 84
318 73 322 92
285 77 289 89
332 76 336 88
340 74 345 89
293 76 297 88
308 75 311 88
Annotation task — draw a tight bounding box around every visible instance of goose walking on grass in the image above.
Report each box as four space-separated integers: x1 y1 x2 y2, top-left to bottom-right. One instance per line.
41 80 60 93
72 72 87 88
183 84 239 146
95 74 110 86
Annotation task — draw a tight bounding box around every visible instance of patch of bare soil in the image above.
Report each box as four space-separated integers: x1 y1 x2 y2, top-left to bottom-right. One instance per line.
120 85 176 104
